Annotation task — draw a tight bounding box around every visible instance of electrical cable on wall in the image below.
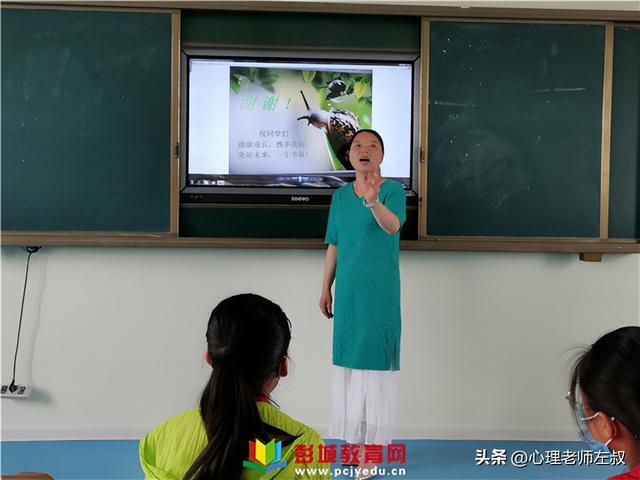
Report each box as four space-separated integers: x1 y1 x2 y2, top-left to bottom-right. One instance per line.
7 246 41 394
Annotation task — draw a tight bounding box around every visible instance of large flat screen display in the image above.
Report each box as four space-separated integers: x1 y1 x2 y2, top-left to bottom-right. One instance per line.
182 50 417 204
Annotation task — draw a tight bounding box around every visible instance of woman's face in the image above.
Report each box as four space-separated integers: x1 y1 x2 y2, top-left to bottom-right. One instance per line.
349 132 383 173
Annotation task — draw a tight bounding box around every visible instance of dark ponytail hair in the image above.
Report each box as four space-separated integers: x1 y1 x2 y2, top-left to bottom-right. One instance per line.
184 294 293 480
568 326 640 440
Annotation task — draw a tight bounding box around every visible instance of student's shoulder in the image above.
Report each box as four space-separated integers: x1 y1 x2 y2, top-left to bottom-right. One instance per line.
608 465 640 480
258 403 323 443
140 408 205 479
142 408 204 447
154 408 202 433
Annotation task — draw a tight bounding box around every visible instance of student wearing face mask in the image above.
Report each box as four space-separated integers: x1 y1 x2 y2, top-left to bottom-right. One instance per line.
566 326 640 479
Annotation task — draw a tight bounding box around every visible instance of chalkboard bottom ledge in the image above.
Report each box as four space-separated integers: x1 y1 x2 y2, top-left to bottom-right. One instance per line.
1 231 176 248
0 232 323 249
411 237 639 254
1 232 638 253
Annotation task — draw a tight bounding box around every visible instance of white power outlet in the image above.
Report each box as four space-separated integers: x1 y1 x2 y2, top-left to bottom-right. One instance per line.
1 384 31 398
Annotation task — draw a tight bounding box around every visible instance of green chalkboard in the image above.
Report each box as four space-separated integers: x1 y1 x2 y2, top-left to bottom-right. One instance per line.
426 21 605 237
182 10 420 50
609 26 640 239
1 8 172 232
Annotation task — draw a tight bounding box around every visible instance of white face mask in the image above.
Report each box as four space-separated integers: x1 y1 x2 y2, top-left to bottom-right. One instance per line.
580 414 612 454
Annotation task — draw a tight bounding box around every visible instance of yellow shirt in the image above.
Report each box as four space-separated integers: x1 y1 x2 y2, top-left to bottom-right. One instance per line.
139 402 330 479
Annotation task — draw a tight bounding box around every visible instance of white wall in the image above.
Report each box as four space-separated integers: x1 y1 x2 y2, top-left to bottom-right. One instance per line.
2 247 638 440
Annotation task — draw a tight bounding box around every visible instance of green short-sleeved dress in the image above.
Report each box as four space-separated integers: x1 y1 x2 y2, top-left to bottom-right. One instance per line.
325 180 406 371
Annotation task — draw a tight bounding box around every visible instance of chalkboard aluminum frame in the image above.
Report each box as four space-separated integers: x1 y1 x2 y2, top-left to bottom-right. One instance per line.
608 23 640 241
1 4 181 238
419 17 625 247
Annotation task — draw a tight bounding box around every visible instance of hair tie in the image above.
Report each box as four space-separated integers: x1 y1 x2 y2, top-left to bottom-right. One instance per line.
210 346 235 364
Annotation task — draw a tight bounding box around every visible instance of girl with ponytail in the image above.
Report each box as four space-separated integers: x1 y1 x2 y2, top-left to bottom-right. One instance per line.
140 294 329 479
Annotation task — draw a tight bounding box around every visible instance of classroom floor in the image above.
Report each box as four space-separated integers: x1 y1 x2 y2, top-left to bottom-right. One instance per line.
1 439 627 479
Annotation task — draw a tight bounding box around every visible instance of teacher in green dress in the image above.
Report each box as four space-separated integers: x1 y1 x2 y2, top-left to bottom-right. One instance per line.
320 129 406 476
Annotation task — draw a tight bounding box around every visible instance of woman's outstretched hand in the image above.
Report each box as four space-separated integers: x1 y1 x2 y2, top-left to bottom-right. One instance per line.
363 169 383 205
